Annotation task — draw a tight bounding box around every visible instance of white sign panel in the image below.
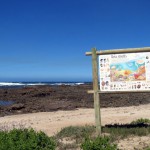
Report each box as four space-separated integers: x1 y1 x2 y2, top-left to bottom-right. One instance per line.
99 52 150 91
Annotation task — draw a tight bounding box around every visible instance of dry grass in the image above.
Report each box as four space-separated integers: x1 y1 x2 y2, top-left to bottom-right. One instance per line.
54 118 150 150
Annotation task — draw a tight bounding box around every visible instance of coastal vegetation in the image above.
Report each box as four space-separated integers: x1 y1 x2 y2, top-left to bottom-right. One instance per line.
0 118 150 149
0 128 56 150
55 118 150 150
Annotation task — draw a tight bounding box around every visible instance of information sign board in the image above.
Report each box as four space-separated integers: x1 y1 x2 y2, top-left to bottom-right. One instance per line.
99 52 150 91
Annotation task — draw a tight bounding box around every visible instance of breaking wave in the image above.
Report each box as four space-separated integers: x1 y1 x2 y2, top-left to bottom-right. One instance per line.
0 82 85 87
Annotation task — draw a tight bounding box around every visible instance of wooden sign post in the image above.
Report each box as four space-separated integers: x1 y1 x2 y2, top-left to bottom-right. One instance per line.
92 48 101 135
86 47 150 136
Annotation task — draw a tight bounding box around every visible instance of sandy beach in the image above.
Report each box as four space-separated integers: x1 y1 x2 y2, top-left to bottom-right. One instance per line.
1 85 150 149
1 84 150 136
1 103 150 136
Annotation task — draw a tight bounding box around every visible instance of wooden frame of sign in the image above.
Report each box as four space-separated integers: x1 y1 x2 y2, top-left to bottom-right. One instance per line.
86 47 150 136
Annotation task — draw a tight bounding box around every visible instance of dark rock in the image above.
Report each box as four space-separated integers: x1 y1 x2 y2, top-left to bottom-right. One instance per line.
8 103 25 110
0 84 150 116
33 93 50 97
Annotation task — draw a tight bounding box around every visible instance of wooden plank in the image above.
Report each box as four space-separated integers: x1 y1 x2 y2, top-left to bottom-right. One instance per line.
92 48 101 136
88 90 150 94
87 90 95 94
92 48 99 91
100 90 150 94
86 47 150 56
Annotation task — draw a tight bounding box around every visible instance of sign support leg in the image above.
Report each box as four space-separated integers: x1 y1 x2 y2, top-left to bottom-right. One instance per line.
92 48 101 136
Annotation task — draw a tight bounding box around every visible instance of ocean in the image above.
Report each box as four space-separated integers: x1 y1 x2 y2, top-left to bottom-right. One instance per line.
0 82 89 88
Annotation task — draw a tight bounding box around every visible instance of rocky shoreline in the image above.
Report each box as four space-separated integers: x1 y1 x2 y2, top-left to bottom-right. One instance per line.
0 84 150 116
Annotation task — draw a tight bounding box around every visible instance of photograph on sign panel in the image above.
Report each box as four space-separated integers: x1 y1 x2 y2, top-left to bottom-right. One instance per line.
110 56 146 82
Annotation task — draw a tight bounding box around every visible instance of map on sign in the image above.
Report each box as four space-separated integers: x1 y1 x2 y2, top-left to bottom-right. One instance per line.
99 52 150 91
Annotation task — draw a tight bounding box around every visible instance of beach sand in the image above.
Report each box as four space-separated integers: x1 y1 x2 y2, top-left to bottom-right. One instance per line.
1 103 150 136
1 85 150 149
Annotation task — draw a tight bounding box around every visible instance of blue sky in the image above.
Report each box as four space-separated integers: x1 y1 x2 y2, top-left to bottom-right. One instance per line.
0 0 150 82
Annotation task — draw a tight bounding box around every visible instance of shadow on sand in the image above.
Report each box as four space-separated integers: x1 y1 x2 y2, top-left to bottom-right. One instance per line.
104 123 150 128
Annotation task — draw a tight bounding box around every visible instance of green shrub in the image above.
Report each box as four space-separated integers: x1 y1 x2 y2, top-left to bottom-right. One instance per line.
56 125 95 140
81 136 117 150
131 118 150 124
0 128 56 150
